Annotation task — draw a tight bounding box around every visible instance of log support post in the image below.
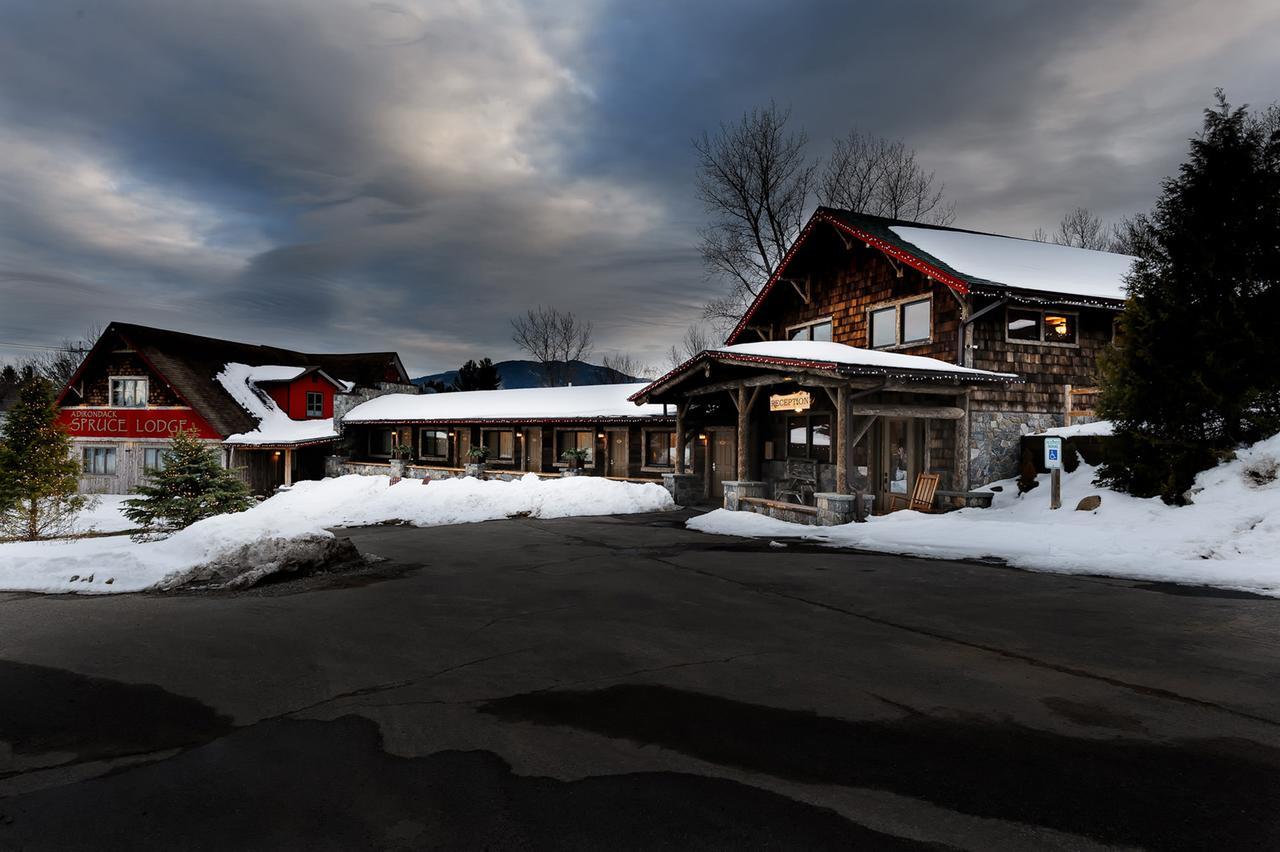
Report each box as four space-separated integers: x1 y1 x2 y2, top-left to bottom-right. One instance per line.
284 448 293 487
835 386 848 494
955 391 971 491
675 402 686 475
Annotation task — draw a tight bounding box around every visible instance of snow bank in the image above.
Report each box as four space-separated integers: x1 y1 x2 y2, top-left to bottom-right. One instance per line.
689 432 1280 596
70 495 136 534
1039 420 1114 438
0 474 674 594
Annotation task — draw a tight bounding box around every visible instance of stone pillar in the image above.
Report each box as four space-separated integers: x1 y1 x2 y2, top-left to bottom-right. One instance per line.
324 455 346 478
661 472 700 506
722 480 766 511
815 492 860 526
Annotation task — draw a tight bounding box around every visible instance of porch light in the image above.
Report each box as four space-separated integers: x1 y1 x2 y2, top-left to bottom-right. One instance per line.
596 432 605 439
698 433 707 441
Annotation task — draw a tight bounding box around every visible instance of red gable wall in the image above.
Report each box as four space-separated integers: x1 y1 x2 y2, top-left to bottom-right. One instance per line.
265 373 335 420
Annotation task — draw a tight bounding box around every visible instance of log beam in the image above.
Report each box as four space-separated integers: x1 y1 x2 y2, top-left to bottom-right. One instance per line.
848 404 965 419
736 385 748 480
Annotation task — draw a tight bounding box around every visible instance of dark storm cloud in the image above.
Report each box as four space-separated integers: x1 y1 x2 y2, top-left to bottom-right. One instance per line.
2 0 1278 373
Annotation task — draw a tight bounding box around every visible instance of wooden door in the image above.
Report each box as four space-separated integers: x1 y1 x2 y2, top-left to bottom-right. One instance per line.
525 427 542 472
456 428 470 467
876 418 923 512
608 430 629 477
708 429 736 502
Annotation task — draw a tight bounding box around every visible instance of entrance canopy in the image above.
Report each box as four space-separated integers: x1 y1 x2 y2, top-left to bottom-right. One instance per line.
631 341 1017 405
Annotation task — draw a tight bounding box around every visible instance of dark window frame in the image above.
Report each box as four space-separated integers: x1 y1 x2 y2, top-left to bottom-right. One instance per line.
554 428 597 467
786 317 833 342
867 296 932 349
1005 306 1079 347
418 428 449 460
305 391 324 418
82 446 118 475
785 413 833 463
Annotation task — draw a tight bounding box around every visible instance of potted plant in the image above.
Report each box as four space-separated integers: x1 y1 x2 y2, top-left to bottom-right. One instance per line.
465 445 490 478
560 447 589 476
389 442 412 477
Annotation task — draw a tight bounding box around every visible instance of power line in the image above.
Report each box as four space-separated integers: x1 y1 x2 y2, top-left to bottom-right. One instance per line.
0 340 90 353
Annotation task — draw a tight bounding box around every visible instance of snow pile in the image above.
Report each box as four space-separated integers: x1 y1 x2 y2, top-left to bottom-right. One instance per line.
344 382 666 424
70 495 136 534
689 432 1280 596
216 363 339 446
890 225 1135 302
0 474 674 594
1039 420 1114 438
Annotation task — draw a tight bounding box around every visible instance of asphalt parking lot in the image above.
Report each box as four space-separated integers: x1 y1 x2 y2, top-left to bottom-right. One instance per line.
1 509 1278 850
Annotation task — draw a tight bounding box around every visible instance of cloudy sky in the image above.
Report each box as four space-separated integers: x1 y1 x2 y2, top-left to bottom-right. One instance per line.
3 0 1278 376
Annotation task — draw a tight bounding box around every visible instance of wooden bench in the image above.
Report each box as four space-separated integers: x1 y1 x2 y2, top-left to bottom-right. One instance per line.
740 496 819 516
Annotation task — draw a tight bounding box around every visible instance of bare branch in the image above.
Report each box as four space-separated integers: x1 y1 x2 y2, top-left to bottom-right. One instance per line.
510 307 593 387
819 131 955 224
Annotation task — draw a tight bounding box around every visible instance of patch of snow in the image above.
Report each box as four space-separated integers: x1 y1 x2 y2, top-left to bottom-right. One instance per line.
345 382 667 423
688 431 1280 596
1039 420 1114 438
0 474 674 594
706 341 1016 379
216 363 339 446
70 495 135 534
891 225 1135 302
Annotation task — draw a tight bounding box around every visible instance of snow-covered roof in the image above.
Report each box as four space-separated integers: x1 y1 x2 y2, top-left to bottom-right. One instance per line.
632 341 1017 402
343 382 670 424
216 363 340 447
889 226 1135 302
709 341 1017 378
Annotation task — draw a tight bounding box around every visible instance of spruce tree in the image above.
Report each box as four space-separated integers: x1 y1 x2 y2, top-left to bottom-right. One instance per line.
124 429 253 535
0 377 86 540
1098 92 1280 501
451 358 501 391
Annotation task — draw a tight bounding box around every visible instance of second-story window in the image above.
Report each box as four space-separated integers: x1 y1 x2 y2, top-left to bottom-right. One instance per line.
787 318 833 341
305 391 324 418
868 297 932 349
110 377 148 408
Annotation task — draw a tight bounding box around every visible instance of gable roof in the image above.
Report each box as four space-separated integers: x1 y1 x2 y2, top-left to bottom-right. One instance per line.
728 208 1134 344
58 322 410 439
631 341 1018 404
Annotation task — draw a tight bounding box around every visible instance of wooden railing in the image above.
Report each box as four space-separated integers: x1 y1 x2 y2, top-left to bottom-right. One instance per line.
1064 385 1100 426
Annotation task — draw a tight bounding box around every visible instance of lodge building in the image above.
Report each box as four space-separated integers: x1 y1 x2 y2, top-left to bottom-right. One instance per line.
58 323 413 494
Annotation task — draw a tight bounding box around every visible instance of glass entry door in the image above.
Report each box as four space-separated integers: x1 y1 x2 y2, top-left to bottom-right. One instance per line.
876 418 923 512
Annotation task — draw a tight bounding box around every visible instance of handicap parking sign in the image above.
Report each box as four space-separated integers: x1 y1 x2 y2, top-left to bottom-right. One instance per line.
1044 437 1063 470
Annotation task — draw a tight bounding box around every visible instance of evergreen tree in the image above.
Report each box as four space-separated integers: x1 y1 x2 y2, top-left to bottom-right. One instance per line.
123 429 253 535
1098 92 1280 502
0 377 86 540
450 358 501 391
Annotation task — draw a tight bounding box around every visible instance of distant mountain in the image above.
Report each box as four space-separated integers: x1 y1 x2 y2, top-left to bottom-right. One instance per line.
412 359 641 391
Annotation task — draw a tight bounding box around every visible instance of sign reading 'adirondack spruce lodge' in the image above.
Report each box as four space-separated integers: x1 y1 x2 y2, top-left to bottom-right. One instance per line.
769 391 812 413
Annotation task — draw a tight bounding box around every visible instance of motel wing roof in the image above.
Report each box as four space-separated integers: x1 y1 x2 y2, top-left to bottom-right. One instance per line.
631 341 1018 403
344 382 670 424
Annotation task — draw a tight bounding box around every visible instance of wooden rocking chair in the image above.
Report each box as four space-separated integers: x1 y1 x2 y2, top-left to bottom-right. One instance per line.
887 472 941 513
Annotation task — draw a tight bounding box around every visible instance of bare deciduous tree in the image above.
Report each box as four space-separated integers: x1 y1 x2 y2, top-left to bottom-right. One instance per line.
1052 207 1110 250
597 352 653 383
510 306 593 387
818 131 955 224
1109 214 1154 256
666 324 713 370
695 102 816 329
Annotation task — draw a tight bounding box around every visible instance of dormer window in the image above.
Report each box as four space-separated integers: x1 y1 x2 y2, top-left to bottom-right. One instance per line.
110 377 148 408
306 391 323 418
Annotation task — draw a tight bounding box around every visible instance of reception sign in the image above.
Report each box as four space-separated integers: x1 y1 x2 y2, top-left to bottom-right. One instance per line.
769 391 812 413
58 407 220 440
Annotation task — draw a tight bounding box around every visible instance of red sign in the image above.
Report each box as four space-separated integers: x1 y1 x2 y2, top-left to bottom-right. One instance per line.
58 407 221 440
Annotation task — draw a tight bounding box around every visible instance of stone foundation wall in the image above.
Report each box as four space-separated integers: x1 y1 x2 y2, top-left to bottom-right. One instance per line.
969 410 1063 487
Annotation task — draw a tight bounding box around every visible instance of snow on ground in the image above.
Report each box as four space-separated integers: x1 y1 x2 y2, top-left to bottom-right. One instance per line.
69 495 136 534
689 432 1280 596
0 474 674 595
1039 420 1114 438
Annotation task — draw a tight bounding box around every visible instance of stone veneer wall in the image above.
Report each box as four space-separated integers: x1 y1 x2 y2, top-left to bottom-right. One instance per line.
968 409 1063 487
328 459 555 483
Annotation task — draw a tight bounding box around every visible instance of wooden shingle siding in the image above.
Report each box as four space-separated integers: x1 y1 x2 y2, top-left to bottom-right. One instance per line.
82 353 182 407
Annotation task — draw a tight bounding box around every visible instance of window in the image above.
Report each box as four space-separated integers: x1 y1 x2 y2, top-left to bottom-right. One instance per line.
868 298 931 348
82 447 117 475
419 429 448 458
869 307 896 348
370 429 394 457
1006 308 1078 345
787 318 833 341
143 447 166 472
786 415 832 462
901 299 931 343
305 391 324 418
645 431 676 467
483 430 515 460
556 430 595 464
109 377 147 408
